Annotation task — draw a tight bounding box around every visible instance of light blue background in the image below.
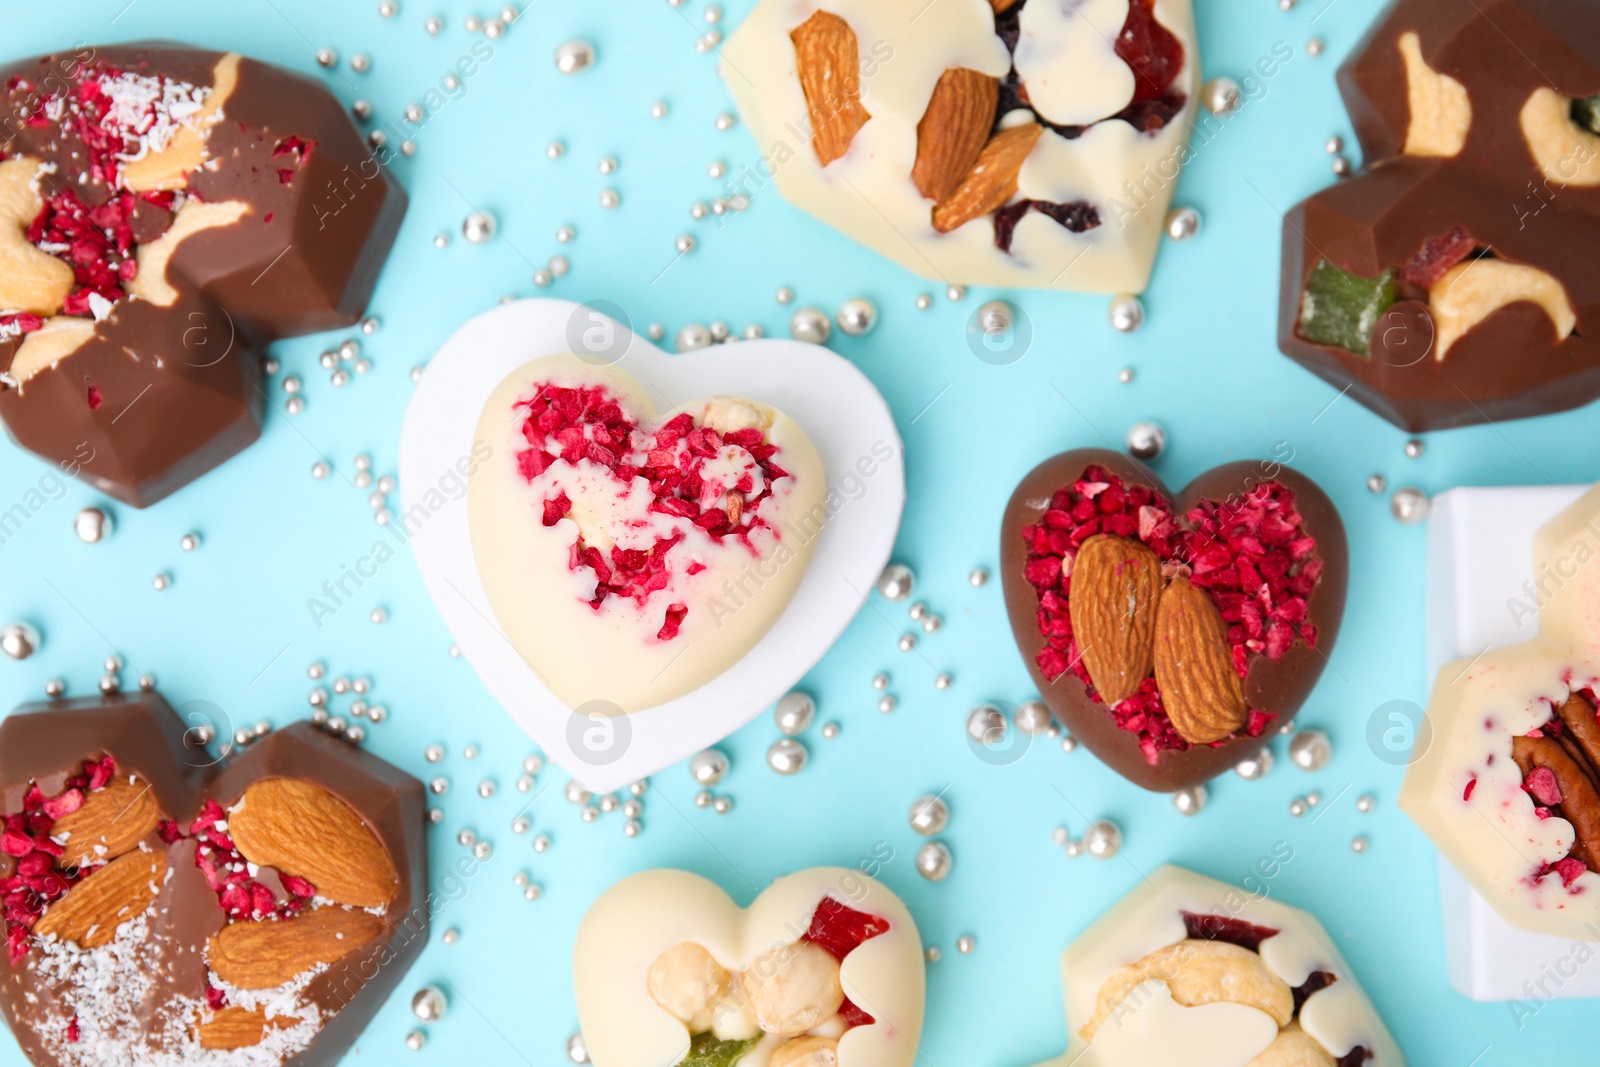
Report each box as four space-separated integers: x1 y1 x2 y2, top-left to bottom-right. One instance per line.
0 0 1591 1063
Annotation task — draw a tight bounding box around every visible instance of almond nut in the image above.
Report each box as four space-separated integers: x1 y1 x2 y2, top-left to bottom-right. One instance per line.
1082 939 1293 1041
1068 534 1163 707
791 11 871 166
50 774 161 869
34 848 166 949
207 905 385 990
931 123 1042 234
0 157 76 316
1153 573 1248 744
226 778 398 909
913 68 1001 202
195 1006 297 1051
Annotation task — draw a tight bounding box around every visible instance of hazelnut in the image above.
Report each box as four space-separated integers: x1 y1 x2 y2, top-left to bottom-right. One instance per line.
646 942 733 1033
700 397 770 435
1399 31 1470 158
769 1035 840 1067
1429 259 1576 359
1519 87 1600 188
744 940 845 1037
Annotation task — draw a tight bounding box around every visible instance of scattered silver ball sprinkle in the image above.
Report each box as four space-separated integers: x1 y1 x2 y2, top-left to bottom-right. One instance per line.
1332 155 1352 177
775 287 795 304
1084 820 1122 860
441 928 459 945
652 101 669 119
462 742 477 759
877 563 915 601
349 53 371 73
456 828 477 847
533 268 552 288
513 870 530 887
512 816 531 834
1306 790 1322 807
955 935 975 954
548 255 570 278
689 749 729 786
966 704 1008 746
872 673 890 690
1356 794 1375 813
1202 76 1242 116
547 141 566 159
282 375 302 395
597 156 617 175
352 99 373 121
1165 205 1201 241
1306 37 1325 57
908 602 927 622
789 307 831 345
330 369 351 388
478 779 497 799
689 202 708 220
934 673 952 690
599 188 620 209
567 1032 590 1064
464 14 481 30
284 396 305 415
138 674 155 691
821 722 839 739
909 794 949 836
696 30 722 51
1367 474 1387 494
708 161 726 179
1014 700 1053 735
429 776 449 795
921 615 942 634
1172 785 1207 816
309 688 330 708
516 774 533 792
915 294 932 310
100 674 122 696
433 232 450 249
1234 749 1274 780
533 834 551 852
555 39 595 73
152 573 171 592
1404 438 1425 459
774 691 815 736
406 1028 426 1052
472 840 492 859
484 18 505 38
74 507 112 543
897 634 917 653
427 808 443 824
316 47 338 68
1391 487 1430 525
44 679 65 699
462 211 497 244
946 284 966 301
1125 421 1165 460
835 297 877 337
598 794 618 813
915 840 953 882
968 567 988 588
743 324 765 339
1288 728 1332 772
1289 798 1308 817
676 323 712 352
411 986 446 1022
675 234 695 254
712 796 732 814
370 608 388 625
1351 835 1370 854
877 694 897 714
976 299 1014 334
695 791 713 809
0 624 40 661
623 818 642 837
1109 294 1145 333
647 324 665 341
565 780 591 804
1325 135 1344 154
926 946 942 962
556 225 575 243
766 738 808 775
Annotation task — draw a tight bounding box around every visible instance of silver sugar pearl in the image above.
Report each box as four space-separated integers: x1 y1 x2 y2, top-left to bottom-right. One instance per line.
1391 487 1430 525
1109 294 1145 333
1202 76 1242 116
966 704 1008 746
512 816 531 834
597 793 618 813
352 99 373 121
1165 205 1201 241
712 796 732 814
349 53 371 73
1288 728 1332 772
429 776 450 795
789 307 831 345
1014 700 1054 734
877 563 914 601
1351 835 1370 853
1119 367 1135 383
695 790 713 808
74 507 113 543
821 722 839 739
872 673 890 690
461 742 476 758
1404 438 1425 459
1084 820 1122 860
478 779 497 798
463 211 497 244
766 738 808 775
1065 839 1085 858
715 112 735 131
946 284 966 301
456 828 476 847
774 691 815 735
775 287 794 304
152 573 171 591
675 235 695 254
908 602 928 622
1234 748 1275 780
743 324 764 339
547 141 565 159
533 834 551 852
956 935 975 954
284 396 305 415
441 928 459 944
411 986 446 1022
554 39 595 74
677 323 712 352
472 840 492 859
1356 794 1375 813
1332 155 1352 177
909 794 949 836
835 298 877 337
44 679 65 699
567 1033 590 1064
977 299 1013 333
1367 474 1387 494
689 749 729 786
1306 37 1325 57
0 623 40 661
556 226 574 243
935 673 952 690
1325 135 1344 154
897 634 917 653
877 695 897 714
316 47 338 68
921 615 942 634
1172 785 1207 816
652 101 669 119
598 189 619 209
598 156 617 175
915 294 933 310
405 1026 425 1051
623 818 642 837
1306 790 1322 806
915 840 953 881
969 568 989 588
1126 421 1165 460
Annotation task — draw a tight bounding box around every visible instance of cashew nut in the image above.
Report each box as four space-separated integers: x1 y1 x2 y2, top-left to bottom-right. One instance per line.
769 1035 840 1067
745 940 845 1037
125 199 250 308
0 157 75 316
1429 258 1576 360
1519 87 1600 188
9 318 96 388
1400 31 1470 157
1244 1022 1337 1067
646 942 734 1033
1082 940 1294 1041
121 54 239 193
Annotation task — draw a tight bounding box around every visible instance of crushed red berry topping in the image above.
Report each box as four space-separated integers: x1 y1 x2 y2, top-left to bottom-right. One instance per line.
513 381 791 641
1 756 117 964
1020 466 1320 762
804 897 890 1029
1401 226 1477 289
188 799 315 921
1180 911 1279 953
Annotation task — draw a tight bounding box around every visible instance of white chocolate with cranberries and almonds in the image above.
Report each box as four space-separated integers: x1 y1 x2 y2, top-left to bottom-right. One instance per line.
574 868 924 1067
1032 866 1402 1067
468 354 825 714
1403 483 1600 942
721 0 1197 295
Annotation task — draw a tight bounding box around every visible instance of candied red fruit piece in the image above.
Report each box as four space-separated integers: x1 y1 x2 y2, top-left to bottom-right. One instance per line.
1116 0 1185 104
805 897 891 960
1181 911 1279 953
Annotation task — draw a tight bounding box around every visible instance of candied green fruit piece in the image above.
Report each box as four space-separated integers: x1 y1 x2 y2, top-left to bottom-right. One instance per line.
1297 260 1399 358
679 1033 760 1067
1573 93 1600 137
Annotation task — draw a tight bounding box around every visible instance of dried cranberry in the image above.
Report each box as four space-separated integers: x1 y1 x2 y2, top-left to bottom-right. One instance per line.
1401 226 1477 289
1181 911 1279 952
1116 0 1185 104
1291 970 1338 1015
805 898 891 959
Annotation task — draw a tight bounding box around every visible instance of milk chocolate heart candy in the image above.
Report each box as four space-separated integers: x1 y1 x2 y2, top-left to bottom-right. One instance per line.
0 691 427 1067
1000 449 1347 790
0 43 406 506
1032 865 1403 1067
574 868 924 1067
1402 483 1600 941
469 353 827 714
1277 0 1600 431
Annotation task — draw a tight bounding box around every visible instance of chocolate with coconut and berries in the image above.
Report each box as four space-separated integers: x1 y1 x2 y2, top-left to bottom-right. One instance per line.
1000 449 1347 791
721 0 1198 294
1278 0 1600 432
0 692 427 1067
0 42 405 507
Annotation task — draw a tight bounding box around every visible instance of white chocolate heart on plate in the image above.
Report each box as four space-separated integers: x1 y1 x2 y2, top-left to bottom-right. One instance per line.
574 868 925 1067
399 299 904 792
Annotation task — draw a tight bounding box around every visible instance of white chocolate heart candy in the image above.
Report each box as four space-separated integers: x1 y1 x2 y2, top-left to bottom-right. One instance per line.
1401 483 1600 941
1032 866 1402 1067
469 354 825 714
574 868 925 1067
